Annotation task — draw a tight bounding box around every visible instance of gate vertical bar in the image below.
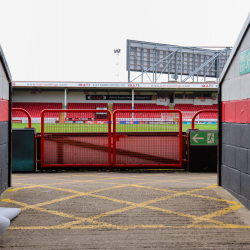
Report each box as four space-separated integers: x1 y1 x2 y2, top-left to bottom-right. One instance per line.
41 111 45 168
178 110 182 168
113 111 117 167
108 110 111 171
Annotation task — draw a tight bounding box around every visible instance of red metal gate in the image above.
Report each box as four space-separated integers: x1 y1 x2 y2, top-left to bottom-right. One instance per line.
41 109 111 169
113 110 183 168
12 108 32 128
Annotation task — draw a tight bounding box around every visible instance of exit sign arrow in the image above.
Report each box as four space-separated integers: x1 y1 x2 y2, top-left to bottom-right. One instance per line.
192 134 204 143
190 131 217 146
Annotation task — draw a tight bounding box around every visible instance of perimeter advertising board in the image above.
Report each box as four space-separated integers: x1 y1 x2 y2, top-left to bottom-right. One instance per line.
12 82 218 89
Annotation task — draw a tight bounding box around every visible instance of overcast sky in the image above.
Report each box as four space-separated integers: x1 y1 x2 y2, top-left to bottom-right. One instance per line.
0 0 250 82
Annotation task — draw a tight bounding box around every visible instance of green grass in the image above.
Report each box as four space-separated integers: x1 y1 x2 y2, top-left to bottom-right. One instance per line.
12 123 217 133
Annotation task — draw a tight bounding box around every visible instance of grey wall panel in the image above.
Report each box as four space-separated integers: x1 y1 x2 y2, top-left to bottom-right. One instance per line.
0 60 7 78
4 143 8 166
227 189 250 211
229 77 241 101
2 77 9 100
240 73 250 100
222 123 230 145
222 144 226 165
248 151 250 175
233 52 240 79
1 165 8 191
225 145 236 168
229 123 241 146
221 165 230 188
0 144 4 168
0 122 3 145
0 167 2 193
241 124 250 149
225 60 235 80
221 79 230 102
235 147 248 173
2 122 8 144
229 168 241 193
241 172 250 200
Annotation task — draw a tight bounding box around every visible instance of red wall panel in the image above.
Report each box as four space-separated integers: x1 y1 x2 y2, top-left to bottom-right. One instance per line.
0 99 9 121
221 102 225 122
224 101 236 123
247 99 250 123
222 99 250 123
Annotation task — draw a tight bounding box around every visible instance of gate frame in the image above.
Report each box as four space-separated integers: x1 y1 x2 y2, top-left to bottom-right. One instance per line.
12 108 32 128
113 109 183 168
41 109 112 169
191 110 218 129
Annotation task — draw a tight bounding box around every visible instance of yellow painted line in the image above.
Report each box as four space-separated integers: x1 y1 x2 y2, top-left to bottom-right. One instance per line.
2 198 120 230
188 224 250 229
38 184 128 195
20 194 81 211
8 176 157 192
195 204 243 222
133 184 238 205
4 184 217 228
70 224 169 230
86 184 221 224
131 184 218 206
4 177 247 230
7 179 160 193
8 223 250 230
4 184 131 212
2 199 76 218
130 184 179 193
7 185 44 192
8 224 183 230
189 194 239 205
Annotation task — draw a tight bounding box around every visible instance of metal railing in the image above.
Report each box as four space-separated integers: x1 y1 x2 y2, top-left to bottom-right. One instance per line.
12 108 32 128
191 110 218 129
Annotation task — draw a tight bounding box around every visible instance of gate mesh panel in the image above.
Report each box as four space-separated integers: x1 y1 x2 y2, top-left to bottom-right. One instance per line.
113 110 182 167
41 110 110 167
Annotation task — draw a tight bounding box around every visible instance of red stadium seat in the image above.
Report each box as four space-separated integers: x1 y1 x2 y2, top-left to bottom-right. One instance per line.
12 102 62 118
66 103 108 118
113 103 169 118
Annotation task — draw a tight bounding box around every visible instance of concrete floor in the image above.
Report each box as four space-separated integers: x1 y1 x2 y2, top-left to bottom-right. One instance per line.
1 171 250 249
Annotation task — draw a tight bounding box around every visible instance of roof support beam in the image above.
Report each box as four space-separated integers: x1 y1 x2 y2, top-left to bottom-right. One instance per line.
182 49 227 82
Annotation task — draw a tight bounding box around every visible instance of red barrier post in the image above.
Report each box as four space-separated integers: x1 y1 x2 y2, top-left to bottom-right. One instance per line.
191 110 218 129
12 108 32 128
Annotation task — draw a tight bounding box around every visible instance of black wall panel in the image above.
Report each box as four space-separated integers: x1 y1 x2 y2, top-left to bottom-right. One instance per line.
221 122 250 211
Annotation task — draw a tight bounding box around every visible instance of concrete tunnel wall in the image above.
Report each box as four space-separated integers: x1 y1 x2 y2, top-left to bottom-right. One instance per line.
0 45 12 194
220 17 250 211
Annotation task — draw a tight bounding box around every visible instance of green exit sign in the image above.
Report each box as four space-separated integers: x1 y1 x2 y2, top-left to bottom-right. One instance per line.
190 131 217 146
239 49 250 75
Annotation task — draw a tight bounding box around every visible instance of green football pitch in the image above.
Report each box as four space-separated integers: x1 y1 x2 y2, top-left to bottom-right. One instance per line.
12 123 217 133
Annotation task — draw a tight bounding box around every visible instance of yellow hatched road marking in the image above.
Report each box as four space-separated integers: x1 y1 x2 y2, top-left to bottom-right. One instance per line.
2 173 249 230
